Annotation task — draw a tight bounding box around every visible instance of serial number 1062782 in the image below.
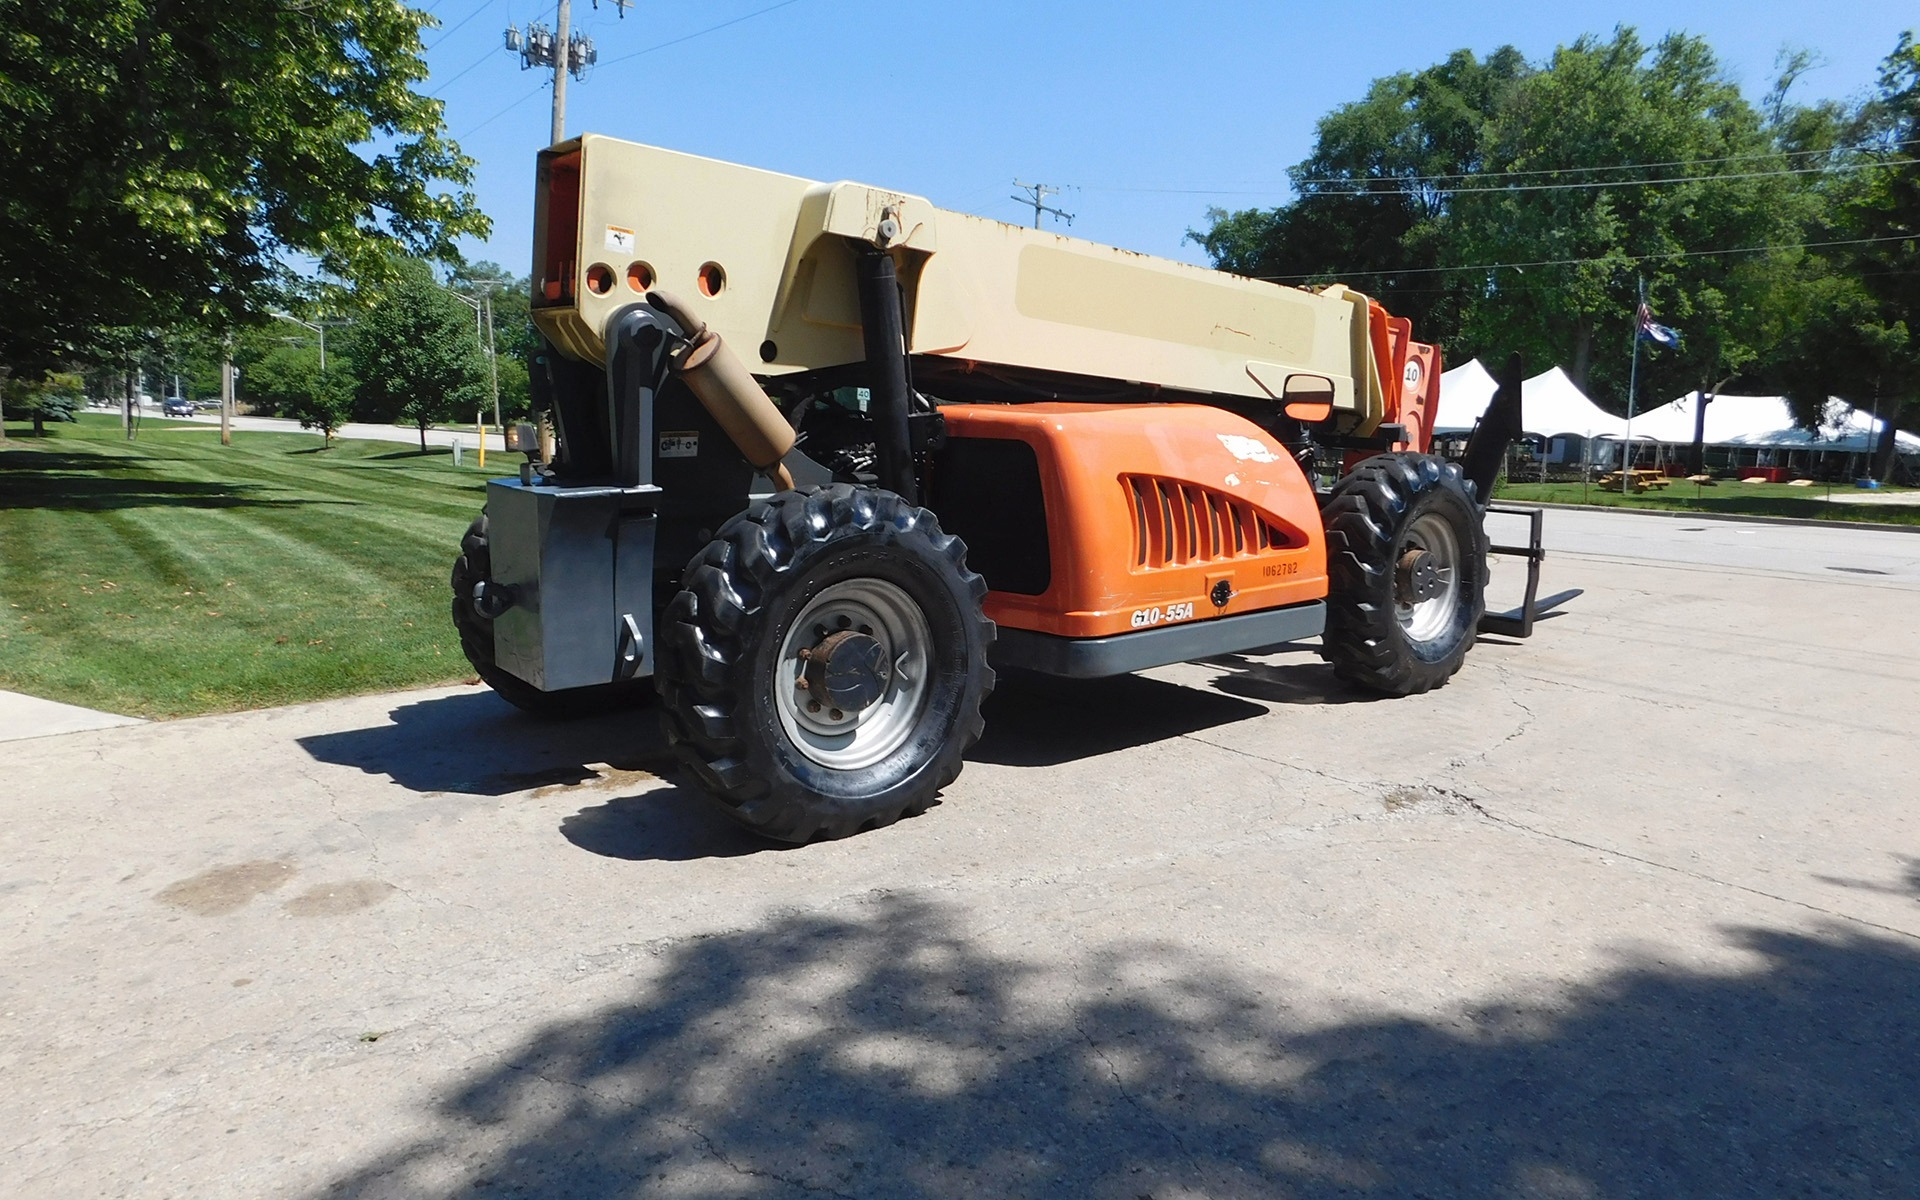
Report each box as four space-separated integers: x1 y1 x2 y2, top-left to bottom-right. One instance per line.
1130 602 1195 628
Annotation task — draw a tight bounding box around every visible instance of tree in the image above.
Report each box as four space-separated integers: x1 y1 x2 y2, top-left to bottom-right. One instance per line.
1450 31 1808 406
1750 33 1920 479
349 259 487 450
286 367 357 448
236 331 326 418
1188 48 1529 346
5 372 83 435
0 2 488 376
1850 31 1920 471
1189 30 1822 416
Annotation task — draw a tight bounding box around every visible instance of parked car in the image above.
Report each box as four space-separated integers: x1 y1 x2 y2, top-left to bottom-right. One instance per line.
162 398 195 417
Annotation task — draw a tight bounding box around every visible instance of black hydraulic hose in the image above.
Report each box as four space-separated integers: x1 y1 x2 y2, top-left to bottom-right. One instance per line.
854 250 918 504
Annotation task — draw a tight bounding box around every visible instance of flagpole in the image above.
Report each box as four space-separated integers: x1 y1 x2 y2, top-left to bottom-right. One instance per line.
1624 276 1644 495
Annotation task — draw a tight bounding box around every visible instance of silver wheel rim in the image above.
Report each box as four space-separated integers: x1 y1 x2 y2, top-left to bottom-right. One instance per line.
1398 512 1461 644
774 578 934 771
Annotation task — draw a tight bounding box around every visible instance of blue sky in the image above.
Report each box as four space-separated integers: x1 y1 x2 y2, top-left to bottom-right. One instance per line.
421 1 1916 273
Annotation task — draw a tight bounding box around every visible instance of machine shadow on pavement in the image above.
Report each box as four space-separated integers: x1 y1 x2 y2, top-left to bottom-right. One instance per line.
296 690 778 863
297 689 672 799
970 670 1271 767
1198 649 1377 707
557 793 774 862
301 672 1289 794
310 893 1920 1199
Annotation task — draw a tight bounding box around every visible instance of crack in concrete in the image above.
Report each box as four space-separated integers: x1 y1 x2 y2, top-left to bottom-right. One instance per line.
663 1116 861 1199
8 1094 203 1186
1498 668 1910 736
1427 785 1920 945
296 762 481 916
1182 703 1918 944
1073 1014 1214 1189
1440 684 1535 774
1176 732 1380 791
301 762 385 873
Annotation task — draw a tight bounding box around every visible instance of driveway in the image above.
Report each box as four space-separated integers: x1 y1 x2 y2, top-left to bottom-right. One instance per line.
4 510 1917 1198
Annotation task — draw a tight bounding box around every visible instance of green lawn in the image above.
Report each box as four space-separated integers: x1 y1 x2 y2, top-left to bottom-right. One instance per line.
0 414 492 717
1492 479 1920 526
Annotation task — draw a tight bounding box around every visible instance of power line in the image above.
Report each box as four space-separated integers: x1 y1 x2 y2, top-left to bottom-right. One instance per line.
1300 158 1918 198
430 45 500 96
1251 235 1916 283
1078 139 1920 198
463 0 809 140
1290 137 1920 189
427 0 499 51
597 0 809 67
460 80 549 139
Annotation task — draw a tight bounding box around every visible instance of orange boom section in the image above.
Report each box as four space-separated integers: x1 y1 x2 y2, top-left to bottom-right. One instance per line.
936 403 1328 639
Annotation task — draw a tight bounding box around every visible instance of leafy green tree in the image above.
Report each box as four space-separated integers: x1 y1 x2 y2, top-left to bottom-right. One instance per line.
1191 30 1832 417
285 367 357 448
236 332 321 418
1851 32 1920 466
1453 31 1808 406
1188 48 1529 345
5 372 83 434
349 259 487 450
1752 33 1920 477
0 2 488 376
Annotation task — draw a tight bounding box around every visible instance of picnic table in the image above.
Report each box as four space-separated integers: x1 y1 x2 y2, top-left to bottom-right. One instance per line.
1597 469 1671 492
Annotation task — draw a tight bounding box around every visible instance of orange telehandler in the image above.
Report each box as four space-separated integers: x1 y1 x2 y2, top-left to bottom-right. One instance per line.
451 135 1546 843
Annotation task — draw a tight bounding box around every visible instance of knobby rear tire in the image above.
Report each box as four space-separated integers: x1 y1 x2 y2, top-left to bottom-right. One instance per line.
655 484 994 843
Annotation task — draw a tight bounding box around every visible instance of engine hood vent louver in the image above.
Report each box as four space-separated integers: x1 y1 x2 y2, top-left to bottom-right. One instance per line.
1124 475 1292 569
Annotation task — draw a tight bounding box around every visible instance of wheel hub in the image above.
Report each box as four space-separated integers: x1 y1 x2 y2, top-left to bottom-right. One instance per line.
800 629 890 714
1396 548 1443 605
774 578 934 771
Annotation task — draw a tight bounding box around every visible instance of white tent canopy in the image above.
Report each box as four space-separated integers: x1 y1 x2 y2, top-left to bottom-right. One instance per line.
1632 391 1920 454
1434 358 1497 432
1435 360 1639 439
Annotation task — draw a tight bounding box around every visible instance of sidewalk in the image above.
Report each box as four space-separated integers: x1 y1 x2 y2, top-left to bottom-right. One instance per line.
0 690 144 742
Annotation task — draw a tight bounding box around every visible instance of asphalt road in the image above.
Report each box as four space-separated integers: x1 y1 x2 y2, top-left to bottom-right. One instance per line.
155 410 508 452
5 509 1918 1199
1514 504 1920 583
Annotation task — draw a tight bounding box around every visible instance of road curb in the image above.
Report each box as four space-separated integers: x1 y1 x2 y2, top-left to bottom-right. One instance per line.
1505 500 1920 535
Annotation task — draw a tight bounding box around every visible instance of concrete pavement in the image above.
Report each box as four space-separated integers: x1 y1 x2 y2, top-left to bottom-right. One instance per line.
4 510 1918 1198
0 690 142 742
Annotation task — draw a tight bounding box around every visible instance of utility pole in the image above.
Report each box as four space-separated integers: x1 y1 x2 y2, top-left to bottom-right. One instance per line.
506 0 628 145
447 284 503 430
484 292 501 431
220 343 234 446
1011 180 1074 229
271 312 337 372
551 0 569 145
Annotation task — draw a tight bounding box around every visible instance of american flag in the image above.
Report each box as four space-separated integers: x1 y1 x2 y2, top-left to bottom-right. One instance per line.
1636 301 1681 349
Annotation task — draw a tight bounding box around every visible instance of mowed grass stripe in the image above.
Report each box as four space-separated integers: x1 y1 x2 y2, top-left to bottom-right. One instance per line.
1 416 497 716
